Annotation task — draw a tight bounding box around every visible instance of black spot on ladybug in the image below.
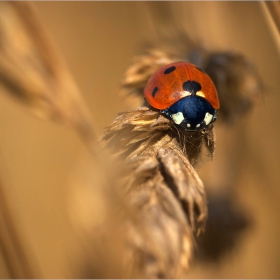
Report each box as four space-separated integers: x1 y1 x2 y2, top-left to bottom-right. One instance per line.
183 81 202 94
152 87 158 97
196 66 206 73
164 66 176 74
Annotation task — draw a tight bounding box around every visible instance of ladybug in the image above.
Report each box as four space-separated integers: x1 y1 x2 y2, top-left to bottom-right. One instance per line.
144 62 220 130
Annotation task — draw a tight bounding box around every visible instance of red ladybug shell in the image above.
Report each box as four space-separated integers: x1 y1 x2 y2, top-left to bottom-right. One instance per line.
144 62 220 110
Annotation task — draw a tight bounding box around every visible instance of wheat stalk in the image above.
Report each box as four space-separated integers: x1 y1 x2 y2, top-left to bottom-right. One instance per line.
101 106 215 278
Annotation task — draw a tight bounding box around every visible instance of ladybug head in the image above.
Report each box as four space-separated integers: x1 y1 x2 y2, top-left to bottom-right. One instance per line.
161 95 217 131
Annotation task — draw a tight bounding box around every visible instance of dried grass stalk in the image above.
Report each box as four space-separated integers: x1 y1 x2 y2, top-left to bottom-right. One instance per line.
0 2 97 151
0 179 36 278
104 40 262 276
102 107 215 278
0 3 100 277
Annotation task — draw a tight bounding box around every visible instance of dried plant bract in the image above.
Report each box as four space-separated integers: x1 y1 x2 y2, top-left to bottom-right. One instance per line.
102 107 216 277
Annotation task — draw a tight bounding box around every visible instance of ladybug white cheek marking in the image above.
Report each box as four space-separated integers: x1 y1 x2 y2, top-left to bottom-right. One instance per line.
196 91 206 98
181 91 192 98
171 112 184 124
204 112 213 125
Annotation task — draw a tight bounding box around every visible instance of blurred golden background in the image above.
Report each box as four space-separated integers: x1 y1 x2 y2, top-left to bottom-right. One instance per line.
0 2 279 278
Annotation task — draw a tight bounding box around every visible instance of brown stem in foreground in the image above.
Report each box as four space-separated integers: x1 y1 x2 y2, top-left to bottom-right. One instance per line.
0 179 37 278
0 2 98 153
102 107 215 278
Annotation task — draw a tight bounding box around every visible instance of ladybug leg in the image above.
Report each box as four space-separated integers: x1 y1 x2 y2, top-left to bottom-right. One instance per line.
157 147 207 234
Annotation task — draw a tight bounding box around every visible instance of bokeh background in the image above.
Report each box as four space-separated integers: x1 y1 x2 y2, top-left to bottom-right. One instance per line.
0 2 279 278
